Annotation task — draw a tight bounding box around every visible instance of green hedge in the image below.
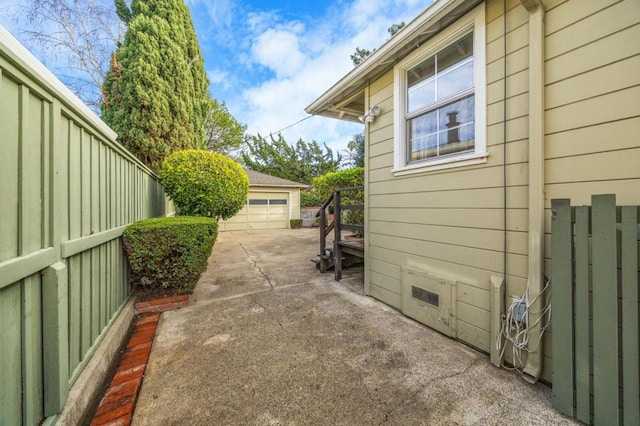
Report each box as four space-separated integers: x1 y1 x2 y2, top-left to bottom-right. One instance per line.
312 167 364 202
300 191 324 207
123 216 218 294
312 168 364 229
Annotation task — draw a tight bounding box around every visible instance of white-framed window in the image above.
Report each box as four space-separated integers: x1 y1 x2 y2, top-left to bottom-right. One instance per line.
393 4 486 175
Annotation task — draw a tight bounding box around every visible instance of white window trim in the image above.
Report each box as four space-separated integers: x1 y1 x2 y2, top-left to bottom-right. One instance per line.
392 4 487 176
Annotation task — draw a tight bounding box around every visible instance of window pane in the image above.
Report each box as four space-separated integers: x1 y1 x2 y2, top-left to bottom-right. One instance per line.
408 109 438 161
406 33 473 114
438 95 474 133
407 56 435 114
437 58 473 100
407 95 475 162
438 33 473 72
269 199 287 205
437 95 475 156
407 79 435 114
248 199 268 205
409 108 438 138
409 132 438 162
408 56 435 87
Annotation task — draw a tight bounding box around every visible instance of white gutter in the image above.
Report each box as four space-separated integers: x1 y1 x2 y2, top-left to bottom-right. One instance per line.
520 0 546 384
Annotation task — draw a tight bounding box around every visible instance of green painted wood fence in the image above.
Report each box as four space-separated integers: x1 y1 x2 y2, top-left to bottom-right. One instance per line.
551 194 639 425
0 28 168 425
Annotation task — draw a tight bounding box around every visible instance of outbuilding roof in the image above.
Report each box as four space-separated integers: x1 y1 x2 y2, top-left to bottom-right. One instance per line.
244 168 308 188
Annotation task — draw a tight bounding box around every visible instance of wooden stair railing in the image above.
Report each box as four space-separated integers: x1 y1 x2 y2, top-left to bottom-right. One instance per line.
314 186 364 280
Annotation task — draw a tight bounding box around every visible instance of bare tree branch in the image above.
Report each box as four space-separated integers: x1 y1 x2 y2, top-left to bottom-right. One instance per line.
17 0 126 110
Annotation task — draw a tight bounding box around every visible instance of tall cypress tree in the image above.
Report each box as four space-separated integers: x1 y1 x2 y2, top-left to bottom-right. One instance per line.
102 0 209 172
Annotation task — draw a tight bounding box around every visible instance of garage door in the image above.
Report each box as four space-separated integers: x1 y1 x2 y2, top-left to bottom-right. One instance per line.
220 192 290 230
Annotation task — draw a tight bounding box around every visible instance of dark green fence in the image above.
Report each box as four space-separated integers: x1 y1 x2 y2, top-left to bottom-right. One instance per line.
551 194 639 425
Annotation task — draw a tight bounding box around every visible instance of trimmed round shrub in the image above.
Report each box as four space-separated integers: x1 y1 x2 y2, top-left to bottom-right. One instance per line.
161 149 249 219
123 216 218 294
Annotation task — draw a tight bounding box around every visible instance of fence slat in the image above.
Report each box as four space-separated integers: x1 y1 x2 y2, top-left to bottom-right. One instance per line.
0 284 22 425
591 194 619 425
23 275 44 425
574 206 591 424
621 206 639 426
551 198 574 416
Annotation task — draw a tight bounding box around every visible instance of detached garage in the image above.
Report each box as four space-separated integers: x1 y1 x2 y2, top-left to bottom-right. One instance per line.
219 169 307 231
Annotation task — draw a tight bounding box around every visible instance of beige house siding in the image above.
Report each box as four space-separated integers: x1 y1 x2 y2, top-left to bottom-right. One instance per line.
364 0 640 380
544 0 640 215
542 0 640 377
310 0 639 385
365 0 531 357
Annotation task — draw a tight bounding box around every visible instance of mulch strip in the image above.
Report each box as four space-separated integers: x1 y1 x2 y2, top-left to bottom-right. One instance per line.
90 295 189 426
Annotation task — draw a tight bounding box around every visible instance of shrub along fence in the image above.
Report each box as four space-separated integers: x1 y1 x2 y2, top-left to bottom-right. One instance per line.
0 28 168 425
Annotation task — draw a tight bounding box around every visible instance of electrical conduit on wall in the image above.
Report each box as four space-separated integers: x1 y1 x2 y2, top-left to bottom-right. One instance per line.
520 0 546 384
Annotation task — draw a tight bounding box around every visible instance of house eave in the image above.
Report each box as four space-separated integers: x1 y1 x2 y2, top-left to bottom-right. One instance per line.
305 0 481 121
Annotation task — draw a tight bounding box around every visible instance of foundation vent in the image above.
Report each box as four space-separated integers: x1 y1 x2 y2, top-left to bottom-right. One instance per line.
401 268 456 337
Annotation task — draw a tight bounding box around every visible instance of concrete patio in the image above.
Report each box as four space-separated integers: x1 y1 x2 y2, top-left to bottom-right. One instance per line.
132 228 576 425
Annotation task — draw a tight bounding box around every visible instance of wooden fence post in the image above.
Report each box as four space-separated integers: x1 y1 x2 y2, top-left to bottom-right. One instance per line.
42 261 70 416
551 198 574 416
621 206 639 426
573 206 591 424
591 194 619 425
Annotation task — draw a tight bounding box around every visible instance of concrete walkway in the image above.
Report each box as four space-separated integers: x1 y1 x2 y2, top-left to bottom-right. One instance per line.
132 229 576 425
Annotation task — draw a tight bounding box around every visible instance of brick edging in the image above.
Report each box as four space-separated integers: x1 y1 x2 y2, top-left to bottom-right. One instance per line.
134 294 190 314
90 295 190 425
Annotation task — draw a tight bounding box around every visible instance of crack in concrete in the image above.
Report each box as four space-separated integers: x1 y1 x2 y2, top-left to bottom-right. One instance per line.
239 242 274 290
249 296 287 332
380 357 481 423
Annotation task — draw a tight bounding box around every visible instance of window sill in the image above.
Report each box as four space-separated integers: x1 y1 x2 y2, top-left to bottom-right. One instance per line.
391 152 488 176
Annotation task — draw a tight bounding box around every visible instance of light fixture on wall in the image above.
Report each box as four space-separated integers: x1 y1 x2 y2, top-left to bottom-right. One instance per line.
358 105 382 123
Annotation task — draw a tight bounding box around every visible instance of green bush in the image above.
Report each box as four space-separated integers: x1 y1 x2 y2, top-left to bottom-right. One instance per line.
161 149 249 219
300 191 324 207
312 167 364 201
290 219 303 228
123 216 218 294
313 168 364 230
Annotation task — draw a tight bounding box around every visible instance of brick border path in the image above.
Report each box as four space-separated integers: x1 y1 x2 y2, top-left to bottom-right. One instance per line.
90 295 189 425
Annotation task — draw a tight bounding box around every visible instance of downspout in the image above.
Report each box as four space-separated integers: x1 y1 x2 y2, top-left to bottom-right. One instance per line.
519 0 546 383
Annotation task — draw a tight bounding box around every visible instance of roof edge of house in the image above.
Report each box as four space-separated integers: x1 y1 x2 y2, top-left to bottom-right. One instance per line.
305 0 477 119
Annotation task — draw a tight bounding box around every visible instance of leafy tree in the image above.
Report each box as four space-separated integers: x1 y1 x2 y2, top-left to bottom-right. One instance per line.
101 0 210 172
206 99 247 157
17 0 125 108
350 47 373 67
161 150 249 220
343 132 365 168
388 22 406 37
241 134 341 184
351 22 406 66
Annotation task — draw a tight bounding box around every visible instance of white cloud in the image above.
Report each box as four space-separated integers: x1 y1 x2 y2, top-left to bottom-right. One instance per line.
207 68 231 89
187 0 235 41
231 0 429 154
251 25 306 78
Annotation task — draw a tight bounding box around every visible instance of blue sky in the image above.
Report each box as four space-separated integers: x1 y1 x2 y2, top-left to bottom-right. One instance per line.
0 0 430 154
